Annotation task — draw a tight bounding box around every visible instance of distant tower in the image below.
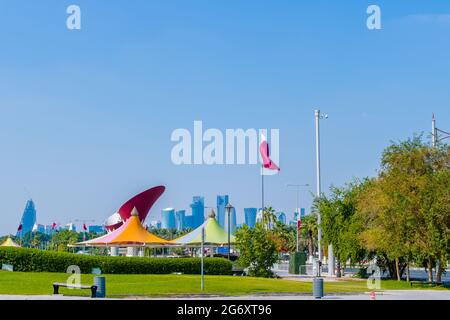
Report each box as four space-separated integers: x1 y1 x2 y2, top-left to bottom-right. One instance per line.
190 196 205 229
17 200 36 236
277 212 287 225
175 210 186 231
216 195 229 228
161 208 176 229
244 208 257 228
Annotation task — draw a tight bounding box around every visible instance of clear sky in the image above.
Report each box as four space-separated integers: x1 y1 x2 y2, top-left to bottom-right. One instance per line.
0 0 449 234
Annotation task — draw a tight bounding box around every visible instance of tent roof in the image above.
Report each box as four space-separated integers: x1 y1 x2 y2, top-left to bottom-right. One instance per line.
0 237 20 247
171 216 236 245
76 209 171 246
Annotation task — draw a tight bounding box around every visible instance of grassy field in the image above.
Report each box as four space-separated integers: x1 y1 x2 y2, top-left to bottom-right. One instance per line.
0 271 447 297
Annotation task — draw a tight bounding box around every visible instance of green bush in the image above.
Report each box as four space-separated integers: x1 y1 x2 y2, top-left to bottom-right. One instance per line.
0 247 232 275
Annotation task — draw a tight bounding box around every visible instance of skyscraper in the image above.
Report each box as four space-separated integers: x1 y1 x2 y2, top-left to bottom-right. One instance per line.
190 196 205 229
161 208 176 229
16 200 36 236
175 210 186 231
244 208 257 228
216 195 229 228
277 212 287 225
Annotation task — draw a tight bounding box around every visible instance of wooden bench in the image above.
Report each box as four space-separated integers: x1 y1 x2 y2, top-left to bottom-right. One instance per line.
53 282 98 298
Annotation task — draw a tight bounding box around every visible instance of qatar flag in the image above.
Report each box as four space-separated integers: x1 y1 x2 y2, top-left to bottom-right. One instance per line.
51 222 57 230
17 224 23 232
83 223 87 231
260 134 280 171
297 219 302 230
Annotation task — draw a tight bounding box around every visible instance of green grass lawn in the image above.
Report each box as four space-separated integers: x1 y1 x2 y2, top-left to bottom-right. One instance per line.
0 271 447 297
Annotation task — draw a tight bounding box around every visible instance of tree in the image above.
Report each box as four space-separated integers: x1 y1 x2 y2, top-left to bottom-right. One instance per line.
262 206 277 230
315 180 368 277
51 230 79 252
358 136 449 282
300 214 318 259
235 222 279 278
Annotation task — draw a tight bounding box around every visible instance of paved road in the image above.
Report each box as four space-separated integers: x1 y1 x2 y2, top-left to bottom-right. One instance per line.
1 290 449 300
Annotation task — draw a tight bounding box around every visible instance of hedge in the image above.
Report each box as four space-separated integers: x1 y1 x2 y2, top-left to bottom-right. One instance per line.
0 247 232 275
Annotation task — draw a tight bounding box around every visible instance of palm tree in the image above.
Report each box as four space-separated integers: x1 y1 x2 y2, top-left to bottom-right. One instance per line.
263 206 277 230
300 214 318 259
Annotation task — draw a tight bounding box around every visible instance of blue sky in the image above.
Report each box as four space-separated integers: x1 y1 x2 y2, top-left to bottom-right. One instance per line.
0 1 449 234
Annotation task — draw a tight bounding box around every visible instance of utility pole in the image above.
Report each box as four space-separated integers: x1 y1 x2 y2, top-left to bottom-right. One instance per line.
315 110 335 276
315 110 323 263
432 113 437 147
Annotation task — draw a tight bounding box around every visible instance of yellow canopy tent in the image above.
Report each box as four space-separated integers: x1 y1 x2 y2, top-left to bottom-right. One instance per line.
74 208 172 247
0 237 20 247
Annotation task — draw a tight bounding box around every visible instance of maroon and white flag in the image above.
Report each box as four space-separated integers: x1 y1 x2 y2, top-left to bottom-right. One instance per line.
260 133 280 171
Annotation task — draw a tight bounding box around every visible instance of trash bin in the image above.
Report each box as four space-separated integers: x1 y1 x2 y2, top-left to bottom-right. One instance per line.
313 277 324 299
94 276 106 298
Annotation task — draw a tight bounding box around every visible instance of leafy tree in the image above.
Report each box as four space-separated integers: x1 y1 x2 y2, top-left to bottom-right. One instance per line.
315 180 368 277
235 222 279 278
358 136 449 282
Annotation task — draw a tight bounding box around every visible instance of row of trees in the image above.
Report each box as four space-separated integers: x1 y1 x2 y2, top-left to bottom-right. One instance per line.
316 136 449 282
235 136 448 280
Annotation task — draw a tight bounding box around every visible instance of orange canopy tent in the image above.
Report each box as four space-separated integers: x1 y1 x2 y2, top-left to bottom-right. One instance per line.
73 208 172 247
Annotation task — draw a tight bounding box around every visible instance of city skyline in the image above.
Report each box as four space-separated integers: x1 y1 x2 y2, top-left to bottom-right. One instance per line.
1 1 449 235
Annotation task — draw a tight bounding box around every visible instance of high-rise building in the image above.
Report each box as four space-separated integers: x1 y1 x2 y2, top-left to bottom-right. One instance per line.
16 200 37 236
216 195 229 228
184 215 193 229
244 208 257 228
150 220 162 229
224 207 237 234
65 223 77 232
277 212 287 225
88 225 105 234
190 196 205 229
300 208 306 218
161 208 176 229
175 210 186 231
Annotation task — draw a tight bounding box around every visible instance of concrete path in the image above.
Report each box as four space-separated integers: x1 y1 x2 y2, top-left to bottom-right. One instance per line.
0 290 449 300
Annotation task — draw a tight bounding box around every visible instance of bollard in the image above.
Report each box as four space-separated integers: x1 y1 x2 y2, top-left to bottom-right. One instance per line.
313 277 324 299
94 276 106 298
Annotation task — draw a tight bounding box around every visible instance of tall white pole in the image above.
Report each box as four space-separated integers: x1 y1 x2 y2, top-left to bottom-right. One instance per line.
315 110 322 263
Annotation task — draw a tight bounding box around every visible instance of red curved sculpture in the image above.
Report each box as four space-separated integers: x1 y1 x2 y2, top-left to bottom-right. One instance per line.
117 186 166 223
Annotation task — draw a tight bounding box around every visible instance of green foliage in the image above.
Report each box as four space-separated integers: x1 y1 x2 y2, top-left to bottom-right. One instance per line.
314 180 368 266
235 223 279 278
0 247 232 275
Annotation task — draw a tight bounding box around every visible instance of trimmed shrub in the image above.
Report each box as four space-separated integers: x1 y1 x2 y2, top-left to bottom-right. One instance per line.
0 247 232 275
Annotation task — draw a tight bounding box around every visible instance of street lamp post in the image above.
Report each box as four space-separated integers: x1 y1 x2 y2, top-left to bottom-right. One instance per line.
225 203 234 260
287 184 310 252
315 109 334 276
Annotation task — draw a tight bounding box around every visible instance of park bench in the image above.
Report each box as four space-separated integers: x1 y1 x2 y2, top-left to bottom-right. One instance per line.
53 282 98 298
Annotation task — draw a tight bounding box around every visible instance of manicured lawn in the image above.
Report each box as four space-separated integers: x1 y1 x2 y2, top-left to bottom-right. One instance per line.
0 271 447 297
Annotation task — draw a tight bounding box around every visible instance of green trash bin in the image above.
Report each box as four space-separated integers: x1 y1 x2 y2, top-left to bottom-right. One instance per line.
289 252 307 275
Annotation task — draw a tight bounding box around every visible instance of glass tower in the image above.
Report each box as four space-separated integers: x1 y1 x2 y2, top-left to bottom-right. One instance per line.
190 196 205 229
277 212 287 225
244 208 257 228
175 210 186 231
216 195 229 228
16 200 36 236
161 208 176 229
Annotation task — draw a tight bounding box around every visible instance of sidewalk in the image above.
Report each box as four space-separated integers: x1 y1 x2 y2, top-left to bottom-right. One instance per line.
1 290 449 300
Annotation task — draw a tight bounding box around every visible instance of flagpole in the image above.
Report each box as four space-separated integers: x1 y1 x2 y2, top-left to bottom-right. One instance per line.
261 165 264 221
